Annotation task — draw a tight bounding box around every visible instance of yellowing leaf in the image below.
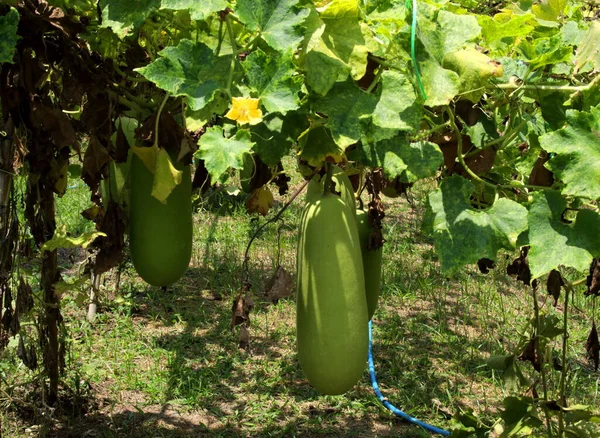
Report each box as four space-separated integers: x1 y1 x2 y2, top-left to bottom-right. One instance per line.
246 186 274 216
54 161 68 197
41 226 106 253
151 148 183 204
131 144 158 173
225 97 263 125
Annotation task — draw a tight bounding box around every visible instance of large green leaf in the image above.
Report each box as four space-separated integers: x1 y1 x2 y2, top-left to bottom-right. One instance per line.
372 70 421 132
528 191 600 278
539 104 600 200
243 49 301 115
0 7 19 64
196 127 255 181
532 0 566 22
418 8 481 63
315 81 377 148
360 138 443 182
250 115 298 166
100 0 160 38
136 40 232 111
160 0 228 21
420 59 459 107
477 13 536 50
236 0 309 53
302 6 371 95
575 21 600 74
423 175 528 274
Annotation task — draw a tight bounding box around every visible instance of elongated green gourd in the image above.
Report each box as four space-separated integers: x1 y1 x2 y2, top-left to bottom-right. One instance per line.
129 153 192 287
356 209 383 321
296 194 368 395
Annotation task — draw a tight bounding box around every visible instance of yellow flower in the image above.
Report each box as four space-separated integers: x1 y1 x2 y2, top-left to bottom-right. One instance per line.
225 97 263 125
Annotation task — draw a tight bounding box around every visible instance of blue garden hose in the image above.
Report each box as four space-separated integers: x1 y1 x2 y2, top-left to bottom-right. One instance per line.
368 320 450 436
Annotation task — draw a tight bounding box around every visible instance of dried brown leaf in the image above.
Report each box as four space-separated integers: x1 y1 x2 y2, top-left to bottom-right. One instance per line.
585 321 599 371
238 324 250 350
546 270 564 306
586 259 600 296
265 265 294 303
528 153 554 187
519 336 541 372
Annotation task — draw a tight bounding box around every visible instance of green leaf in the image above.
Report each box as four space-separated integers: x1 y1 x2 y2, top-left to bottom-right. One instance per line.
196 127 255 181
151 148 183 204
373 71 421 132
477 13 536 50
315 80 377 148
298 126 345 166
185 91 230 131
100 0 161 38
424 175 528 274
236 0 309 53
160 0 227 21
243 49 301 115
436 10 481 55
135 40 232 111
41 228 107 253
302 7 371 95
539 104 600 200
250 116 295 166
532 0 566 22
528 191 600 279
575 22 600 74
420 59 460 107
0 7 19 64
517 35 573 69
360 138 443 182
417 8 481 63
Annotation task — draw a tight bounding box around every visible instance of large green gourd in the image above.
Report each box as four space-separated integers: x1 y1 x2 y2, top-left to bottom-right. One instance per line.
296 194 368 395
356 209 383 321
129 153 192 287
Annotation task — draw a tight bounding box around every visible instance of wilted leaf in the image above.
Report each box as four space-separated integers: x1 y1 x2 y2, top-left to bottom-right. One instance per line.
151 148 183 204
585 322 599 371
586 259 600 296
519 336 541 372
131 144 158 174
41 227 107 253
546 269 564 306
507 247 538 288
477 258 495 274
246 186 274 216
231 295 255 330
16 277 33 315
265 265 294 303
239 324 250 350
82 135 110 191
528 152 554 187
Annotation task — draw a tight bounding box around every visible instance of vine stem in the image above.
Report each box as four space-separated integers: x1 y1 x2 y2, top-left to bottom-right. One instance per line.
240 168 321 292
445 106 498 190
153 92 170 148
557 279 572 438
445 106 554 193
225 14 238 97
495 76 599 92
533 285 554 437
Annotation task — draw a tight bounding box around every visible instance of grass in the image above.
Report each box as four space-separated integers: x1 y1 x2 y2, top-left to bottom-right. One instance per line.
1 170 599 437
